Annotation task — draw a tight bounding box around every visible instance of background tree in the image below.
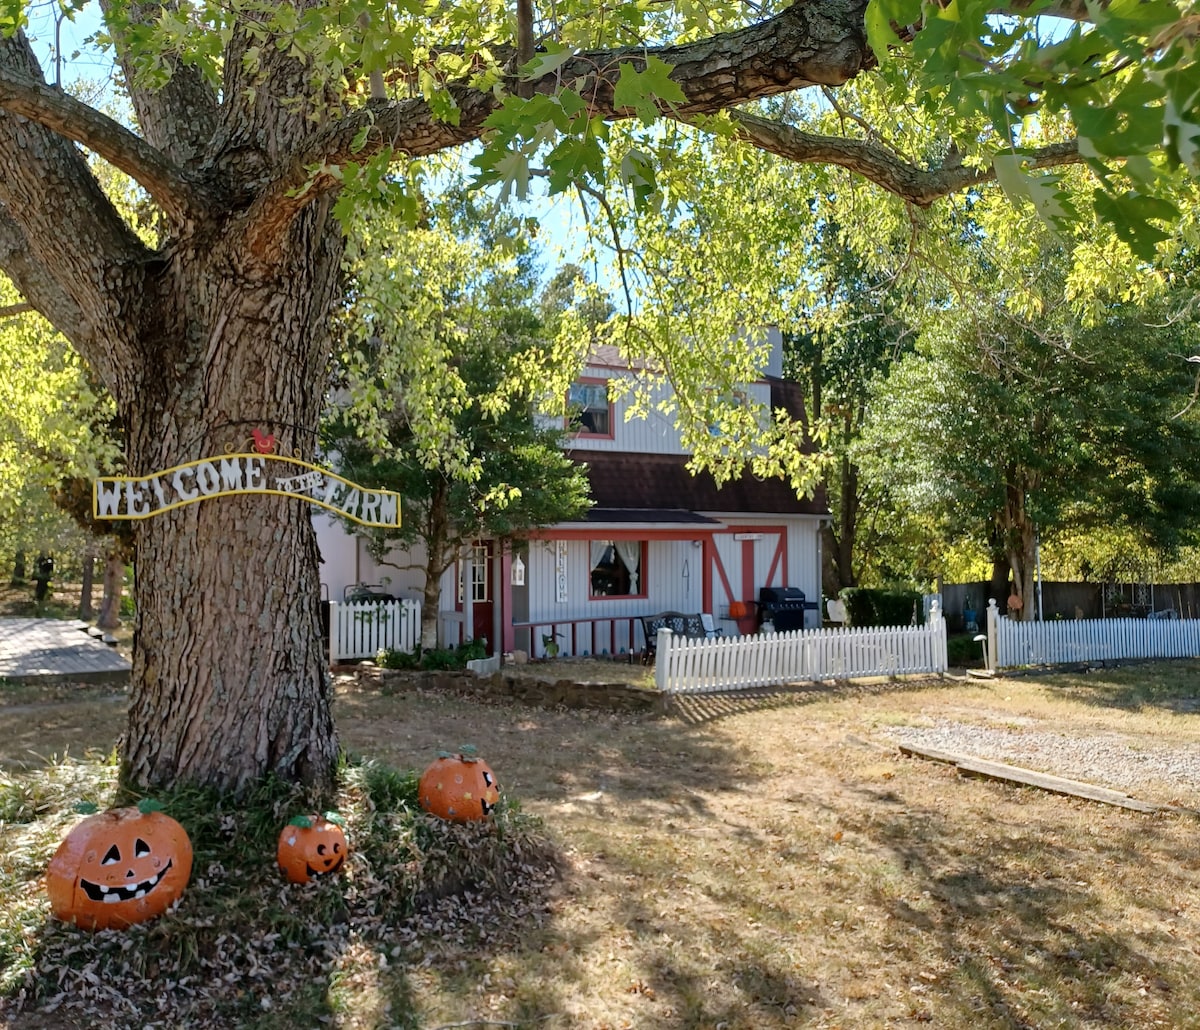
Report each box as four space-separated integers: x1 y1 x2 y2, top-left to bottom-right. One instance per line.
782 222 917 593
0 0 1193 791
860 294 1200 618
327 187 590 650
0 285 119 597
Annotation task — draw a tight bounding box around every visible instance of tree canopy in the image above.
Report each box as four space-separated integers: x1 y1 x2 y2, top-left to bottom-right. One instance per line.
326 186 591 647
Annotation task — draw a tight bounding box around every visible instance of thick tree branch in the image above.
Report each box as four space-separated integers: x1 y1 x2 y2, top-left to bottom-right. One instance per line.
98 0 219 168
0 32 151 385
0 63 211 224
243 0 871 252
726 109 1082 205
0 206 101 363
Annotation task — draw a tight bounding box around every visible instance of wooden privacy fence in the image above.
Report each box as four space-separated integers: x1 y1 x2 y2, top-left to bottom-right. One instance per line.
655 606 947 694
329 599 420 663
987 599 1200 670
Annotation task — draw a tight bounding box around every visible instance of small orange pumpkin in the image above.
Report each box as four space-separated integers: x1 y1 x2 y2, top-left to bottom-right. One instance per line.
418 746 500 822
728 601 749 619
46 799 193 931
277 813 348 884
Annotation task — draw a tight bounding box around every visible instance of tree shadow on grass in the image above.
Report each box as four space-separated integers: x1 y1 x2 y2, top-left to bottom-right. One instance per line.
854 780 1196 1028
666 675 958 728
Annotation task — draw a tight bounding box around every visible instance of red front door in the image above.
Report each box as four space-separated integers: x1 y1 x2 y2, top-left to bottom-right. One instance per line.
468 542 495 654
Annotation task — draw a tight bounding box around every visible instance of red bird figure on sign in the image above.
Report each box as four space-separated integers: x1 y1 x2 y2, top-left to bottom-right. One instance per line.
251 428 276 454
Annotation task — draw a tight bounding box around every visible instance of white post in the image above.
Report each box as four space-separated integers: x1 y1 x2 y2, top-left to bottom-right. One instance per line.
462 551 474 649
328 600 338 668
655 628 672 692
986 598 999 671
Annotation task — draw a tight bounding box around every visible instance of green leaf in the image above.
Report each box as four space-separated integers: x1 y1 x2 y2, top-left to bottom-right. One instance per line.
1092 190 1178 261
613 57 686 125
619 147 660 213
520 45 576 82
322 811 346 826
137 797 165 814
492 150 531 202
288 814 315 828
73 801 99 815
546 133 606 194
1160 58 1200 174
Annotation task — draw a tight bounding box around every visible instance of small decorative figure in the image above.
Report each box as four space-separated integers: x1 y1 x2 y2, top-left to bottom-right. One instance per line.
418 746 500 822
251 428 276 454
277 813 348 884
45 799 193 931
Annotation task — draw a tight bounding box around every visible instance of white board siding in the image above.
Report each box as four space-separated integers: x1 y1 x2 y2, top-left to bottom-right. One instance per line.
516 518 822 656
567 373 774 456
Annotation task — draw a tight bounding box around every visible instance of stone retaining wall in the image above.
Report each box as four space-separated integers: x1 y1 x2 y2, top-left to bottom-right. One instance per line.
355 665 666 715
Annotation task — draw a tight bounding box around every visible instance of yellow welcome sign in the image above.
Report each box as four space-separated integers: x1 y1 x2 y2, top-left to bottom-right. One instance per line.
94 453 400 529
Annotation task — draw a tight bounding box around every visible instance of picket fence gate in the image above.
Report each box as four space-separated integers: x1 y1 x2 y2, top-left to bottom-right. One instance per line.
655 606 947 694
987 598 1200 670
329 599 421 663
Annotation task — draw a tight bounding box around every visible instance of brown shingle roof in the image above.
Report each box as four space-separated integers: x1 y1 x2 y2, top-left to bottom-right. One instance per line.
574 451 827 516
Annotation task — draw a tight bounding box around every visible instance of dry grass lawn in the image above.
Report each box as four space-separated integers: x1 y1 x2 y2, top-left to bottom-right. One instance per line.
2 658 1199 1029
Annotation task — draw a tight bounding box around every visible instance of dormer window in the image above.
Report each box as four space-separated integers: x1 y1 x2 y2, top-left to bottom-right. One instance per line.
567 379 613 438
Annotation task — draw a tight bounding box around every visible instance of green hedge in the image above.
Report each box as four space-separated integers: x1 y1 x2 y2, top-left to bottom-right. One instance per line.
838 587 922 628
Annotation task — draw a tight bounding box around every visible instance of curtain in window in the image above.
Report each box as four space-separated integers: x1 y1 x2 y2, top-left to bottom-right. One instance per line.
614 540 641 593
590 540 608 571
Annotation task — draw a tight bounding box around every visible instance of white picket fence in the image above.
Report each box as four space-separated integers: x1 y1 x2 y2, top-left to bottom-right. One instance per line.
655 608 948 694
987 598 1200 669
329 599 421 663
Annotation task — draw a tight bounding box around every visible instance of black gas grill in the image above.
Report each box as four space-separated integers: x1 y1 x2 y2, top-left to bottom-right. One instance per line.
758 586 810 632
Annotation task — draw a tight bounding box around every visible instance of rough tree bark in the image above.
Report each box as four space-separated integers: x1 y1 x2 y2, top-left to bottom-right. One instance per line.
0 0 1084 791
1001 478 1039 623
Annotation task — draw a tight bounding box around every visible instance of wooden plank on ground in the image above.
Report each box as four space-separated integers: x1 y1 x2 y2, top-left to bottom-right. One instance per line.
898 743 1166 813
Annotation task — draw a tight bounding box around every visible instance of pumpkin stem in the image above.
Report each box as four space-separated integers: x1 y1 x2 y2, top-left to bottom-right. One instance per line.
137 798 166 814
459 744 479 762
288 814 315 828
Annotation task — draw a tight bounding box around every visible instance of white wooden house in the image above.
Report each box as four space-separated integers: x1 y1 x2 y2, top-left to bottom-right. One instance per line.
314 326 829 658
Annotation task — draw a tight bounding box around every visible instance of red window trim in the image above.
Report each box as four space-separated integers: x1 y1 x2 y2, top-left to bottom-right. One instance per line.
566 376 615 440
588 538 648 601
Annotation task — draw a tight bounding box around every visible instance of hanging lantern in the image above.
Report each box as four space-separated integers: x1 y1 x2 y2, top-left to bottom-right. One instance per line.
510 553 526 586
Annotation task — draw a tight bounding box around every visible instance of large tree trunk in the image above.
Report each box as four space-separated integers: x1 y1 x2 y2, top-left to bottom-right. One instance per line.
1001 480 1038 623
419 484 453 651
120 208 343 794
96 551 124 632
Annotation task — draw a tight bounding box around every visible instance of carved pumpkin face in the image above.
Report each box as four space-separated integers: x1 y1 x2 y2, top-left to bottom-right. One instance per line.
277 814 348 884
418 750 501 822
46 804 193 931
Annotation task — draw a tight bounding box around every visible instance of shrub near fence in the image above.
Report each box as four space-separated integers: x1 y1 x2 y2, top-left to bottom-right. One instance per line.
329 599 421 663
839 587 923 627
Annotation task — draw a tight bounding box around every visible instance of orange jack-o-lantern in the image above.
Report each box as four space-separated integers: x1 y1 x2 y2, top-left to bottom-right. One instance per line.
418 746 501 822
45 800 193 931
277 813 348 884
